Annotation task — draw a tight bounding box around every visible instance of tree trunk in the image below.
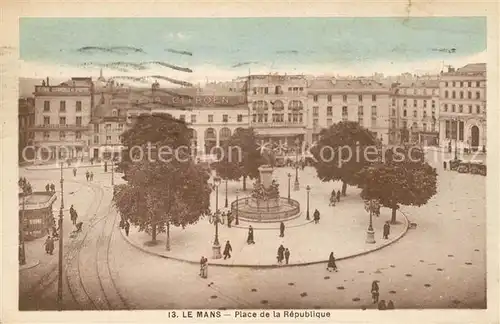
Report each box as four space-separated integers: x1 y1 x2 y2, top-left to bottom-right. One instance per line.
391 206 397 224
341 181 347 196
151 222 157 242
243 176 247 191
166 221 171 251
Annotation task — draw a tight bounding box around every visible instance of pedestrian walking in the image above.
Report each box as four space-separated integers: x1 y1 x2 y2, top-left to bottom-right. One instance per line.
50 183 55 192
329 191 336 206
45 183 50 192
119 218 125 229
377 300 387 310
90 158 94 165
336 190 341 202
443 160 447 170
85 171 90 181
277 244 285 264
44 236 54 255
383 221 391 239
246 225 255 244
326 252 338 272
279 221 285 237
90 171 94 181
313 209 320 224
387 300 395 310
124 221 130 236
199 256 208 278
73 167 77 177
284 248 290 265
223 240 232 259
371 280 380 304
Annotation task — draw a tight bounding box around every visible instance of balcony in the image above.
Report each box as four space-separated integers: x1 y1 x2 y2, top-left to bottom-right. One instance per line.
29 124 90 131
251 121 305 128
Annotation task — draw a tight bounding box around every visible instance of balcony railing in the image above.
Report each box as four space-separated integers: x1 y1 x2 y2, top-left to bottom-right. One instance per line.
29 124 90 131
251 121 305 128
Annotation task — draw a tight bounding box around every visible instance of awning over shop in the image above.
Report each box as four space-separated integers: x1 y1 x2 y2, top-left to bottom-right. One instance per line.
255 128 306 137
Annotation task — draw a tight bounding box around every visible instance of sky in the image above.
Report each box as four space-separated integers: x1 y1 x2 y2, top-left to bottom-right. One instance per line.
17 17 487 86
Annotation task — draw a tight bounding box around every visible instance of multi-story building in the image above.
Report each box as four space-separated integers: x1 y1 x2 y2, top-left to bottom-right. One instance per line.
31 77 93 161
125 83 248 156
307 78 391 144
393 80 440 145
18 97 35 162
439 64 487 152
247 74 309 148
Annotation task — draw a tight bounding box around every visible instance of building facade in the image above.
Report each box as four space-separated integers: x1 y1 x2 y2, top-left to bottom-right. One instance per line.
393 80 440 145
18 97 35 162
31 77 93 161
308 78 391 145
439 64 487 152
247 75 309 149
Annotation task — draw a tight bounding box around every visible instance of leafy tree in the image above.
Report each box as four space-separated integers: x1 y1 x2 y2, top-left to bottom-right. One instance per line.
357 146 437 224
214 128 264 191
311 121 377 196
113 113 211 250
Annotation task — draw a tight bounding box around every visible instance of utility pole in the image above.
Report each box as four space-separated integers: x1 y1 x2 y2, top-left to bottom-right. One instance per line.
57 162 64 310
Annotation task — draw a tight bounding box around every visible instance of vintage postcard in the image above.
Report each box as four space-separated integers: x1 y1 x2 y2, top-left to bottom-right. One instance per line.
1 1 499 324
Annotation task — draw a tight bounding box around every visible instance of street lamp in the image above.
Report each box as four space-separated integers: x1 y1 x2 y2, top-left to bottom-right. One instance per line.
57 162 64 310
209 176 223 259
306 185 311 220
365 199 377 244
224 178 228 208
287 173 291 201
235 189 239 226
294 138 300 191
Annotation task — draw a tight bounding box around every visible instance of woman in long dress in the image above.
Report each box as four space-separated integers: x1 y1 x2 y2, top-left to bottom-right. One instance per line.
247 226 255 244
326 252 337 272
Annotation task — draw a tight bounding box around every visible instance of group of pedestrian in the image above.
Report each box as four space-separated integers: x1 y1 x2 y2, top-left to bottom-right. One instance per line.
329 189 342 207
45 183 56 193
85 170 94 182
119 218 131 236
371 280 395 310
44 235 55 255
277 244 291 265
221 211 234 228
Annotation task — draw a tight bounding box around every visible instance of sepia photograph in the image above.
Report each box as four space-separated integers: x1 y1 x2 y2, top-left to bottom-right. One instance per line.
1 6 497 322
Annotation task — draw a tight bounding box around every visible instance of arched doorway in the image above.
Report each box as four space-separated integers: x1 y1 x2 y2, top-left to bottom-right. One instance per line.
204 128 217 154
219 127 231 146
471 126 479 151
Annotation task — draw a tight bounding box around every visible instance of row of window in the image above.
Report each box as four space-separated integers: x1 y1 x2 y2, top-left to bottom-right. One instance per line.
43 131 83 140
43 116 83 125
252 113 304 123
43 100 82 112
399 88 438 96
312 105 378 117
252 86 305 95
399 99 436 108
444 120 465 140
313 94 378 103
93 124 125 133
252 100 303 111
444 81 482 88
443 104 482 114
444 90 482 99
312 117 379 128
402 110 436 118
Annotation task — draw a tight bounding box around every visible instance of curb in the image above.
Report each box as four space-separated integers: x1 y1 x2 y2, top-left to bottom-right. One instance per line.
19 259 40 271
120 210 410 269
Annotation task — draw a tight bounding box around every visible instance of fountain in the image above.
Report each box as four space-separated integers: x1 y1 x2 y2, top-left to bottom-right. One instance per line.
231 165 301 223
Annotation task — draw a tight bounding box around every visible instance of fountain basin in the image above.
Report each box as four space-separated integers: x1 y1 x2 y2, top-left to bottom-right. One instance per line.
231 196 300 223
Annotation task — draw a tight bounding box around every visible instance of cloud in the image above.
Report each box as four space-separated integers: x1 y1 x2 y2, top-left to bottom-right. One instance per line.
166 32 191 41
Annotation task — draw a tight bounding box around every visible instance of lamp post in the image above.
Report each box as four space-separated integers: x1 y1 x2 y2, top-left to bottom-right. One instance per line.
235 189 239 226
294 138 300 191
365 199 376 244
287 173 291 202
224 178 228 208
111 158 115 186
306 185 311 220
209 176 223 259
57 162 64 310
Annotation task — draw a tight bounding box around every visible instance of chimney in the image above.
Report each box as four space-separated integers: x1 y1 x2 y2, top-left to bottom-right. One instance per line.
46 77 49 86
